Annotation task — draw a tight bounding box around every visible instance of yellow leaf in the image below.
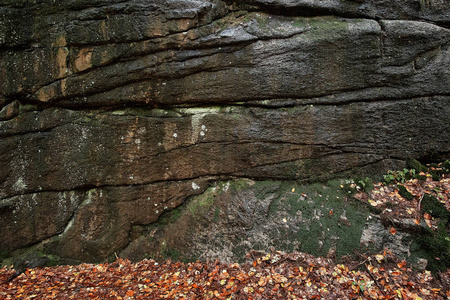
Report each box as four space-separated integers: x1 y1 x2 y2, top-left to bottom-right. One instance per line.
374 254 385 263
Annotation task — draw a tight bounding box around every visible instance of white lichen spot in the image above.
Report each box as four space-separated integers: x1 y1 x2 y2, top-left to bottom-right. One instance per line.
129 175 134 180
84 190 96 205
81 128 88 140
60 217 75 236
13 177 27 192
173 133 178 138
157 142 162 146
192 182 200 190
147 197 151 201
135 138 141 145
154 203 158 206
222 182 230 192
200 131 205 137
155 210 159 214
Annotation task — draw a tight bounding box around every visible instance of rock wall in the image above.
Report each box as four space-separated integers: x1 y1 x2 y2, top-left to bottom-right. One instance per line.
0 0 449 263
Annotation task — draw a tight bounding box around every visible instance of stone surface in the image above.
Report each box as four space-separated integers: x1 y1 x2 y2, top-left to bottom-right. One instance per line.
0 0 449 263
123 179 422 265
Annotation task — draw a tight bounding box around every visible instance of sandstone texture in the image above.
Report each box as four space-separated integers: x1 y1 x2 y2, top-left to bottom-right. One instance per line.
0 0 449 263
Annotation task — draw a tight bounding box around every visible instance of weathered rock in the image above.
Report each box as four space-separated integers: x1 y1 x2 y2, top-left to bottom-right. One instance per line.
233 0 450 25
127 179 422 265
0 0 449 263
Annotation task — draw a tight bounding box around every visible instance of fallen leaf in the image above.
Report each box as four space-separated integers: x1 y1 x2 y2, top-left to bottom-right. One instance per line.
374 254 385 263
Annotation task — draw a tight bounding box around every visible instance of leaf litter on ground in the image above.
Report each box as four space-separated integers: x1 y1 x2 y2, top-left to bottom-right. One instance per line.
1 250 449 299
354 171 449 232
1 170 450 299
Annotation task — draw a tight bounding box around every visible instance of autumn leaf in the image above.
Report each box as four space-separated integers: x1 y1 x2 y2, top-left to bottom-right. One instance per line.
374 254 385 263
390 227 397 235
258 276 268 286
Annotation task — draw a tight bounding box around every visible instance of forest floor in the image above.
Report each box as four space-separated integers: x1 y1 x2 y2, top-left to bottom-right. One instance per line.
1 167 449 299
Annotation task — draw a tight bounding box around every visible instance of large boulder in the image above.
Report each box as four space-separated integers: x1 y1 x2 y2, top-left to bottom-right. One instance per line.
0 0 449 263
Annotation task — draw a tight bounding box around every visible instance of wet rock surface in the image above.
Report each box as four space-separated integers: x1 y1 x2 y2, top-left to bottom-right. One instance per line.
0 0 449 263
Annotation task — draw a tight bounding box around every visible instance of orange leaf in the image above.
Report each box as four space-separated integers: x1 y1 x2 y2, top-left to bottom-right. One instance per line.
258 277 267 286
390 227 396 235
126 290 135 296
423 212 432 220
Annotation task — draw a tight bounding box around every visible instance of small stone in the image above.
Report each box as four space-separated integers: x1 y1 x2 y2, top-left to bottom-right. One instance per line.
416 258 428 271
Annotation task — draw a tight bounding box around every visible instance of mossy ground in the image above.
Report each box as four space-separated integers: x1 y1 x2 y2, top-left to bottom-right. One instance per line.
264 180 373 258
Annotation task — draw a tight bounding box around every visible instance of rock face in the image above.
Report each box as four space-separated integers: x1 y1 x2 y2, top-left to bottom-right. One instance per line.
133 179 425 266
0 0 449 263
